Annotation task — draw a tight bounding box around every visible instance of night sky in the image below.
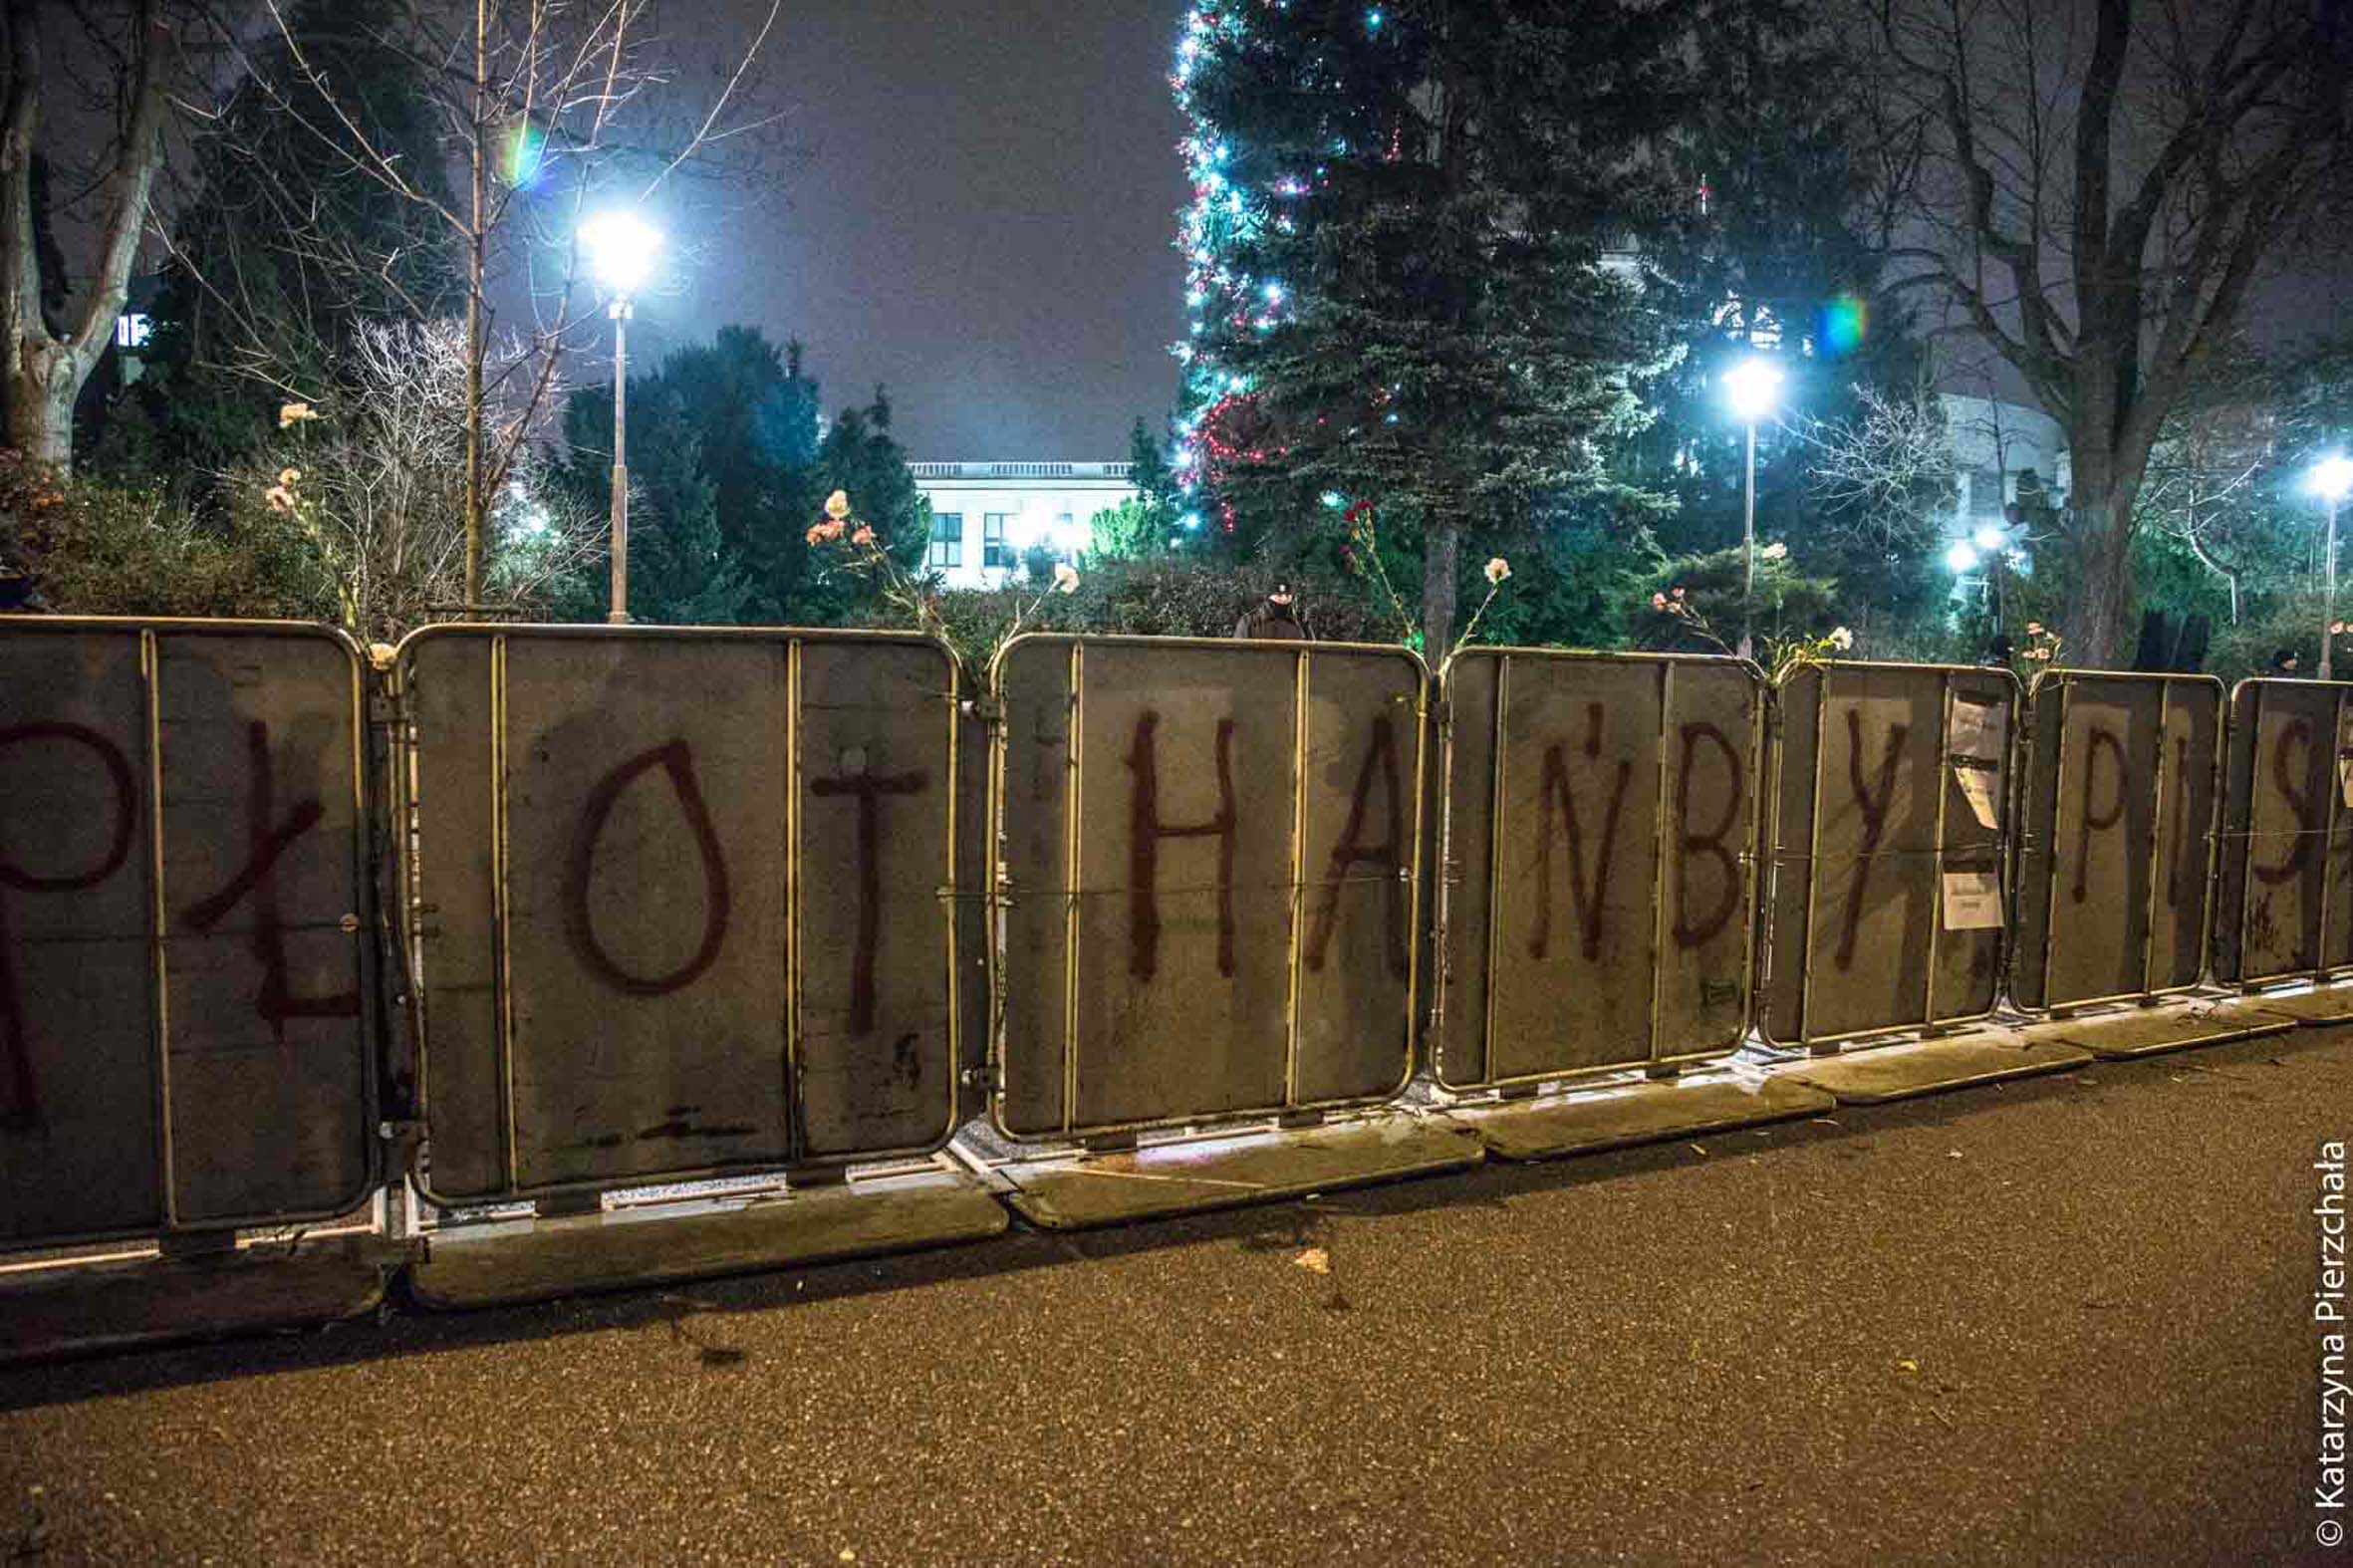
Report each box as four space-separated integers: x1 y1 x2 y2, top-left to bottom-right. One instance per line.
641 0 1189 461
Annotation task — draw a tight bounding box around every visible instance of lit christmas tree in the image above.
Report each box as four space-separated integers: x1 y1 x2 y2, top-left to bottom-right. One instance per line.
1168 0 1701 650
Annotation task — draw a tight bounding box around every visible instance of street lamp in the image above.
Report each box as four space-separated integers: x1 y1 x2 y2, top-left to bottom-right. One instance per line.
580 210 662 624
1722 356 1784 659
2310 454 2353 678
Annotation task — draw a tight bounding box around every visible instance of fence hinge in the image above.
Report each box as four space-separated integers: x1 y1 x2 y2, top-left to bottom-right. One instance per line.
964 694 1005 724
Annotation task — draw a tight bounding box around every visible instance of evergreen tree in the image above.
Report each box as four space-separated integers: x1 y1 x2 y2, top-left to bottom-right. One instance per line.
1126 415 1178 512
1169 0 1700 651
551 329 923 626
648 327 822 616
806 392 930 621
552 381 750 626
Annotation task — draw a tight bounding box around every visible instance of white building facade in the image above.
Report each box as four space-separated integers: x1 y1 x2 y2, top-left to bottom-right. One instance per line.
1939 392 2070 526
909 462 1140 590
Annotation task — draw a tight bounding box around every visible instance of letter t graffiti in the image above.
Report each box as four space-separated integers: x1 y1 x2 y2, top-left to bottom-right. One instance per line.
810 762 928 1036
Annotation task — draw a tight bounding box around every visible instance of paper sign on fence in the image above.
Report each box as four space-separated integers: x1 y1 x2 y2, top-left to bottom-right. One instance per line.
1946 697 2007 761
1942 869 2004 929
1955 764 2003 829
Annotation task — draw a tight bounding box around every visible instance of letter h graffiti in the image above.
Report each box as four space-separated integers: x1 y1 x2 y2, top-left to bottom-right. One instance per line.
1126 711 1236 982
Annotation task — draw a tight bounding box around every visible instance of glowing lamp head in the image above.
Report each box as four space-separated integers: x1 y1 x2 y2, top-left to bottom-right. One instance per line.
1972 523 2006 552
1945 542 1979 574
1722 357 1784 423
580 210 662 298
2309 453 2353 505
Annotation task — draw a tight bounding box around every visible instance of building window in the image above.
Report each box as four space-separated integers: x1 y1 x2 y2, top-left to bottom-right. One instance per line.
983 513 1011 568
927 512 963 570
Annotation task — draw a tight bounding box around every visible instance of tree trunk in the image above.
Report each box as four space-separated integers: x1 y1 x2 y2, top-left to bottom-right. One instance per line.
1421 513 1459 662
1 0 161 478
2058 432 2156 668
4 346 72 470
2061 493 2134 668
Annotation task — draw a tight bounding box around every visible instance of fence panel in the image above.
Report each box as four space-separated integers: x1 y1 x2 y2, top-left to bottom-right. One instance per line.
1760 661 2018 1047
2011 672 2222 1010
396 627 960 1204
2214 677 2353 987
992 636 1425 1139
0 619 375 1246
1435 650 1761 1088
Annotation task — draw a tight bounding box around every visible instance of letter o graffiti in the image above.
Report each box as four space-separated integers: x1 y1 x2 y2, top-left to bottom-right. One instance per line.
562 740 731 996
0 722 136 892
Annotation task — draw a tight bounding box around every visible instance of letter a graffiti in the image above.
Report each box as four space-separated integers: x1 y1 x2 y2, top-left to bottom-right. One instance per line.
1126 710 1237 982
1302 717 1406 976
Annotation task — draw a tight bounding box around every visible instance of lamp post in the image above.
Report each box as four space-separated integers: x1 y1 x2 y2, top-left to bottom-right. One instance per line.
2310 454 2353 680
1722 356 1784 660
579 210 662 625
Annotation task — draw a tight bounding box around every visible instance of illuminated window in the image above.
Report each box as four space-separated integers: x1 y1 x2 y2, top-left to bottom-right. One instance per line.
927 511 963 570
115 313 151 350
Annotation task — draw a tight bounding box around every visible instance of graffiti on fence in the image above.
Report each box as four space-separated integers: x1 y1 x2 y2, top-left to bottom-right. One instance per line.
2069 726 2129 904
2166 734 2192 908
1528 702 1631 963
1302 714 1407 977
1124 709 1238 982
178 720 361 1036
810 750 930 1035
1836 706 1909 970
561 739 733 998
0 722 136 1128
1672 720 1744 949
2256 717 2317 886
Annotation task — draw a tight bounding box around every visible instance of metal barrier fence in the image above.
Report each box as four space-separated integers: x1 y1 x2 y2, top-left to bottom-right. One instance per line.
1759 661 2020 1048
392 626 963 1204
0 618 377 1245
2214 676 2353 988
990 635 1426 1139
1433 649 1762 1087
2011 671 2222 1010
18 608 2353 1255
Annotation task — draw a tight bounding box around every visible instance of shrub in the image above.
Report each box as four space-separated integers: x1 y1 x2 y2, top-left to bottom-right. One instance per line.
0 452 334 621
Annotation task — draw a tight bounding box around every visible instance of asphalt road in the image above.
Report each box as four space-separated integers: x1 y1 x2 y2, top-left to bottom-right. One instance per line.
2 1026 2347 1567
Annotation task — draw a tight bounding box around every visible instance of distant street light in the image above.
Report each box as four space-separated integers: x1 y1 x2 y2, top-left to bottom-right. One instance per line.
2310 453 2353 678
1971 522 2007 552
1945 542 1979 575
1722 356 1783 660
580 211 663 624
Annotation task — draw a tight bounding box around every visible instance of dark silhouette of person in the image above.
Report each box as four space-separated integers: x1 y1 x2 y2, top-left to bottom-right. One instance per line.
1234 581 1308 641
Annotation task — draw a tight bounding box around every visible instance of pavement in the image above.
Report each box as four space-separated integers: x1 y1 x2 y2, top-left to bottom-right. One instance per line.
1 1023 2347 1567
